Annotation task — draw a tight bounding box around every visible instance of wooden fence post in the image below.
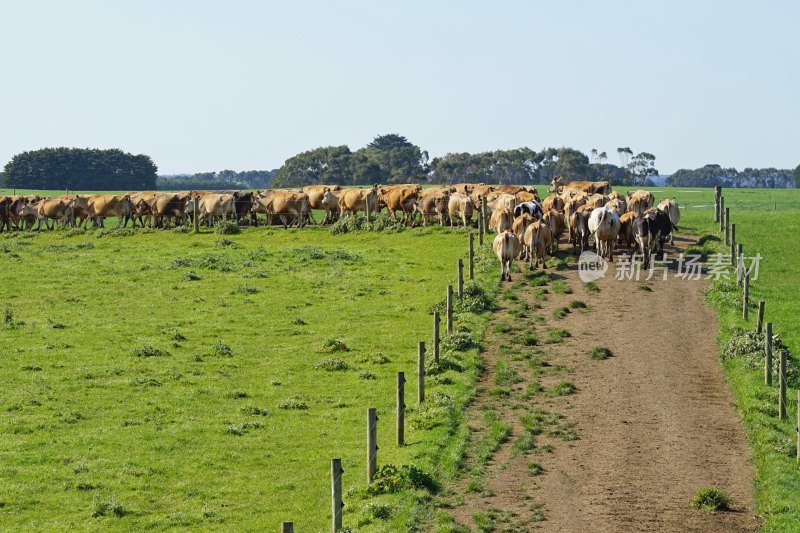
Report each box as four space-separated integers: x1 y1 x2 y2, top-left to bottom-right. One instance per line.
478 206 484 245
796 390 799 463
331 459 343 533
765 322 773 386
719 197 725 232
737 244 744 286
757 300 765 334
481 198 487 239
281 522 294 533
433 311 440 365
730 223 736 266
458 259 464 299
193 197 200 233
724 207 730 245
367 408 377 483
417 342 425 404
446 285 453 334
743 273 749 320
469 233 475 280
396 372 405 446
714 186 721 222
780 349 787 419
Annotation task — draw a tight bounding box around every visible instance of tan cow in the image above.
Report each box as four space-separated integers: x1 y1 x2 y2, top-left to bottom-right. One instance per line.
548 176 611 195
470 184 496 206
303 185 342 224
657 198 680 244
195 193 236 226
489 207 513 234
515 190 539 203
542 210 565 254
37 198 75 231
338 186 379 218
254 190 312 229
87 194 135 228
452 183 475 196
524 220 553 269
627 190 653 215
541 194 565 213
606 197 626 217
569 204 593 254
586 194 609 209
627 189 655 210
447 192 473 227
512 213 534 260
493 230 522 282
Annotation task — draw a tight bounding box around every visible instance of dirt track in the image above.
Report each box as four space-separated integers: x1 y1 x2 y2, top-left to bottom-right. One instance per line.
449 235 758 531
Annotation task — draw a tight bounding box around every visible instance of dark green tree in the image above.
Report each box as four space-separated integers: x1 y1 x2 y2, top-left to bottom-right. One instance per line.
794 164 800 188
271 146 353 187
4 147 157 190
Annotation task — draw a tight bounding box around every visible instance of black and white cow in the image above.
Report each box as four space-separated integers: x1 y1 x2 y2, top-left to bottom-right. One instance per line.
513 200 543 220
633 208 672 269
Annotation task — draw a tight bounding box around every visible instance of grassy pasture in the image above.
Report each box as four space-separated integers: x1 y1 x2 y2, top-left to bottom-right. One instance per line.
3 185 800 530
0 224 495 530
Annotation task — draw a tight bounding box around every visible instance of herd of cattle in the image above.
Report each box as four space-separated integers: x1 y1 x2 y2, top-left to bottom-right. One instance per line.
0 177 679 274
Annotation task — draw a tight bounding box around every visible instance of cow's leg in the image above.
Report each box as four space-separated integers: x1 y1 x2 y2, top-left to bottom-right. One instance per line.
280 215 289 230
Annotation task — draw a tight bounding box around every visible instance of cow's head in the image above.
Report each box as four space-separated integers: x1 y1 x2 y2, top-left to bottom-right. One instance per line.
548 176 564 193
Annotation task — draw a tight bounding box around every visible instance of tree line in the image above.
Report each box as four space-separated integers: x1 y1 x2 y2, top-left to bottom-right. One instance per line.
2 148 157 190
157 170 275 191
667 164 799 188
4 143 797 191
271 135 661 188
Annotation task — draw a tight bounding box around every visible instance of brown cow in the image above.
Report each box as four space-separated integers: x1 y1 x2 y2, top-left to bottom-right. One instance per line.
493 230 522 282
379 186 418 225
548 176 611 195
338 186 379 218
415 189 450 226
0 196 11 232
618 211 638 252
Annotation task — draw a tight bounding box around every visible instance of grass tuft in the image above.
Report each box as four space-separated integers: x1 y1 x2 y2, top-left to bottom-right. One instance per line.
690 487 733 511
590 346 613 360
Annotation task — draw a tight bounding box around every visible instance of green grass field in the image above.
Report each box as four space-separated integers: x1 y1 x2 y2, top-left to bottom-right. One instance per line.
2 185 799 530
0 223 498 531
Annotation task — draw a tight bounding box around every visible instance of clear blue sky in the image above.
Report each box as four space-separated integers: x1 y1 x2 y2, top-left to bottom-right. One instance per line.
1 0 797 175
